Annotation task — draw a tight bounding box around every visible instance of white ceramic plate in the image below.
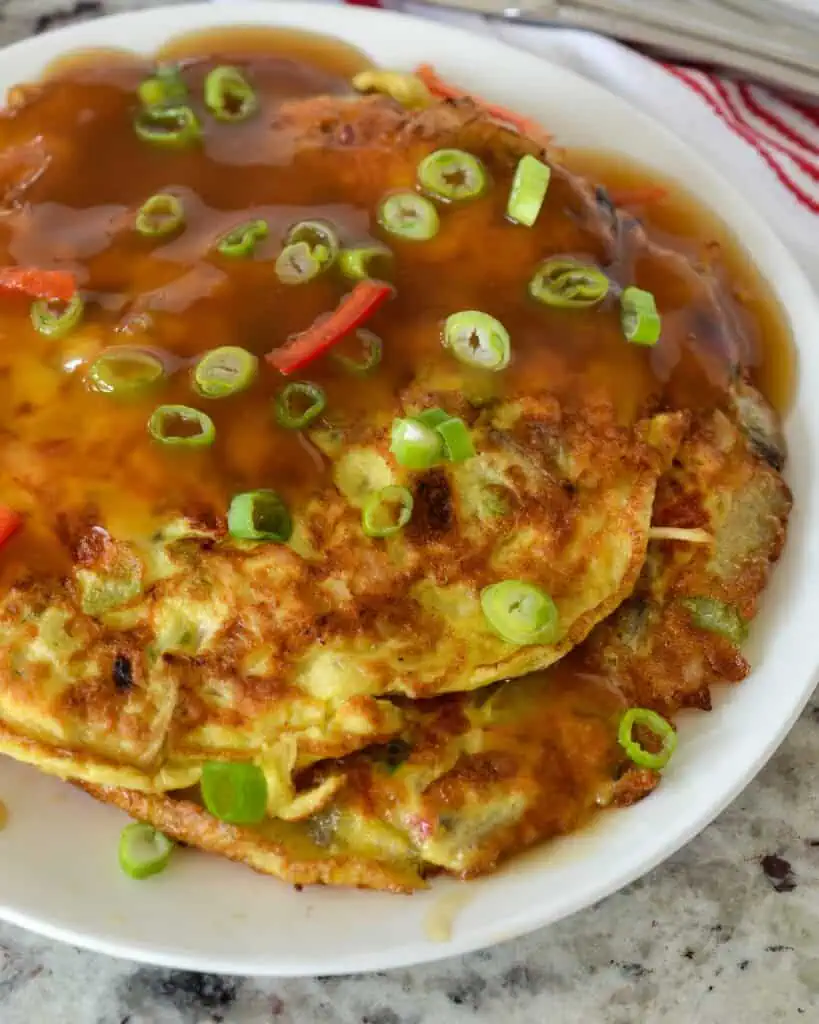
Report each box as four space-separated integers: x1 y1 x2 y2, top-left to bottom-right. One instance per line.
0 0 817 977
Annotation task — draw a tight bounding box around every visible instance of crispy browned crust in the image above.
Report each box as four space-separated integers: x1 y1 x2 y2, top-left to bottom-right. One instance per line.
586 409 792 714
79 781 423 893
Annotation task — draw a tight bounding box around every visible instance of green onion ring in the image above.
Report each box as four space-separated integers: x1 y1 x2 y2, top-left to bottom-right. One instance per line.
621 285 662 346
88 346 166 395
436 416 476 463
390 417 444 470
414 407 451 428
378 192 439 241
200 761 268 824
480 580 559 645
138 64 188 109
193 346 258 398
204 65 258 123
507 154 551 227
362 485 414 538
148 404 215 446
30 293 84 339
442 310 511 371
227 489 292 543
135 193 185 238
682 596 748 646
133 105 202 148
217 219 268 259
331 329 383 375
339 246 392 282
529 259 610 308
618 708 677 771
274 381 326 429
417 148 487 202
275 241 324 285
118 823 174 880
284 220 339 270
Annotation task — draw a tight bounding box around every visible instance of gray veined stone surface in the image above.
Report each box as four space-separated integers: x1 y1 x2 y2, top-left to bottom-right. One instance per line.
0 1 818 1021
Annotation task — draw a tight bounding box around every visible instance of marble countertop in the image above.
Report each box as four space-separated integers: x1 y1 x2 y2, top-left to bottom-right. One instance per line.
0 1 818 1021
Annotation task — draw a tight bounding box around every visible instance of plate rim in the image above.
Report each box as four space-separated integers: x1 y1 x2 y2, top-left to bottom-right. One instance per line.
0 0 817 976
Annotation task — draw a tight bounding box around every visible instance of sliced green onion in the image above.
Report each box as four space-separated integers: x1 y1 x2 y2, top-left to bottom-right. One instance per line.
682 596 747 646
529 259 609 308
480 580 559 645
118 822 174 880
442 310 511 371
138 64 187 109
437 416 476 463
618 708 677 770
148 404 215 447
285 220 339 269
30 293 84 339
417 148 487 202
217 219 268 259
340 246 392 282
507 154 551 227
331 329 383 375
200 761 268 824
135 193 185 238
204 65 258 123
275 241 323 285
88 346 165 395
193 346 258 398
621 286 661 346
415 407 451 428
390 417 444 470
362 485 414 538
133 105 202 149
227 489 292 543
378 192 439 241
274 381 326 429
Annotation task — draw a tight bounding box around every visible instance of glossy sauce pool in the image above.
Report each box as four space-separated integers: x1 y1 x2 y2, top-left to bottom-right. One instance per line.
0 34 792 599
0 26 794 861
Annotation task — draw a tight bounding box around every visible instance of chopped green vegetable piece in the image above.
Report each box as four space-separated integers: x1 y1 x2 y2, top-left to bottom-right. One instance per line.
390 417 444 469
227 489 292 543
507 154 551 226
417 148 487 202
138 64 187 109
30 293 84 339
89 346 165 395
378 192 439 241
339 246 392 281
148 404 215 446
529 259 609 308
442 310 511 371
118 823 174 880
436 416 476 462
362 485 414 538
133 105 201 148
682 596 748 646
621 286 661 345
618 708 677 770
204 65 258 122
331 329 383 375
480 580 559 645
274 381 326 429
217 219 268 258
201 762 268 824
193 346 258 398
136 193 185 238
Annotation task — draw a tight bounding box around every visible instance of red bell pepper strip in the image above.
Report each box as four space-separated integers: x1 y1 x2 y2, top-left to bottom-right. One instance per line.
0 268 76 302
266 280 394 376
414 64 551 147
0 507 22 549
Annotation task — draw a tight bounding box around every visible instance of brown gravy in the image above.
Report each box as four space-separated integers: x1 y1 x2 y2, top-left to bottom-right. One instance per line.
0 26 792 584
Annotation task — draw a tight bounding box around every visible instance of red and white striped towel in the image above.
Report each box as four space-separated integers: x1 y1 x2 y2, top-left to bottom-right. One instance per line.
218 0 819 287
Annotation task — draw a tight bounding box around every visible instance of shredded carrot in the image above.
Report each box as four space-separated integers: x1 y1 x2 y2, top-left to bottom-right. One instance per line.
414 64 551 147
0 267 76 302
608 186 669 208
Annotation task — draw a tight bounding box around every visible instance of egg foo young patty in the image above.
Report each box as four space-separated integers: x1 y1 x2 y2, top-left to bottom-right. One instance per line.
0 42 790 888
